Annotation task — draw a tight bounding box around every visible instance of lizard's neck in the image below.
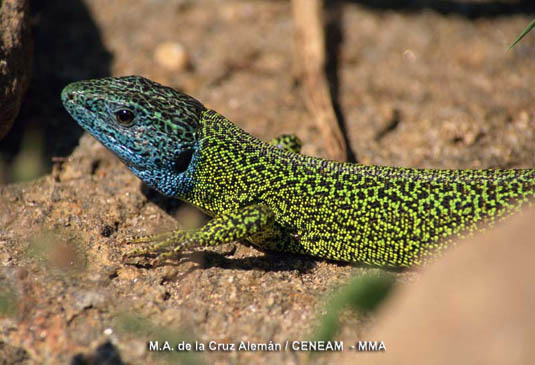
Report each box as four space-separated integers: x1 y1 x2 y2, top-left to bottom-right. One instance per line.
182 110 268 215
126 109 252 209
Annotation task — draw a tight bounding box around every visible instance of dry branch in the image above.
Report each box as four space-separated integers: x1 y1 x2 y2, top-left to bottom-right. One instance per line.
291 0 347 161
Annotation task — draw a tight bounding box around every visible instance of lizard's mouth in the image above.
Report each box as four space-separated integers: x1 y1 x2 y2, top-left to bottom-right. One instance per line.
116 153 145 171
97 133 147 172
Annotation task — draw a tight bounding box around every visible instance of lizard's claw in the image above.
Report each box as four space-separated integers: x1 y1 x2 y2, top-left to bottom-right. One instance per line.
127 231 175 244
123 230 189 261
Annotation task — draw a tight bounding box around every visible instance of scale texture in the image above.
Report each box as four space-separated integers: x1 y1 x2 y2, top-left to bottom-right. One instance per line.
62 76 535 267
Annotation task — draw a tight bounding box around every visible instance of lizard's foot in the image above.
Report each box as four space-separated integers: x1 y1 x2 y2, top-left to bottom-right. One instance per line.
124 230 189 259
122 204 277 265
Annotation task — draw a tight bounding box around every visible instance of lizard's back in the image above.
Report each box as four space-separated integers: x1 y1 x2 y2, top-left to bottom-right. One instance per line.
195 110 535 266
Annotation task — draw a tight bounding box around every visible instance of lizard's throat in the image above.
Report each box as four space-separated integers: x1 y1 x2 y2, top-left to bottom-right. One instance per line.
128 151 200 198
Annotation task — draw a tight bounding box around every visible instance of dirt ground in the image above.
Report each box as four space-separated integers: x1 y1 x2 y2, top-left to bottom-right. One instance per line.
1 0 534 364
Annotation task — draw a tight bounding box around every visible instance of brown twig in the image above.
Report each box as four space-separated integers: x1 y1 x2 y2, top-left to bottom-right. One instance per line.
291 0 347 161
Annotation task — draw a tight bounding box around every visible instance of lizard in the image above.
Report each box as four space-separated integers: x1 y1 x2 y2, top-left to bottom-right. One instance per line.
61 75 535 267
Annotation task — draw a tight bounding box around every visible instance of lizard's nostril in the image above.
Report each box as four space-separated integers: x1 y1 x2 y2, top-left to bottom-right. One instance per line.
61 85 78 105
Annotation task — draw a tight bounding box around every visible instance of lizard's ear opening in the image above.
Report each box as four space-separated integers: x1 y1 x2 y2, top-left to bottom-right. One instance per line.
174 148 195 173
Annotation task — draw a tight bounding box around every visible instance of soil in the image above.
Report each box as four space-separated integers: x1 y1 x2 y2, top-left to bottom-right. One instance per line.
0 0 534 364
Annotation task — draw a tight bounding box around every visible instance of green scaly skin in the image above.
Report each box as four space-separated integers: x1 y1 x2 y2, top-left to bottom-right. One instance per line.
61 76 535 267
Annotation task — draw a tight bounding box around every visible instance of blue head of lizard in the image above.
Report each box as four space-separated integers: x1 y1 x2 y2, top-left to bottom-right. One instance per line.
61 75 206 197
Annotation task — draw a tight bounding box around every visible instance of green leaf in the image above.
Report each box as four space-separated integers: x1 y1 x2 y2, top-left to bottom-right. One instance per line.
509 19 535 49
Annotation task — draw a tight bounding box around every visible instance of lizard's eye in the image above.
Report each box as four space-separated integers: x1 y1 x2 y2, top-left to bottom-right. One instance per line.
114 109 135 126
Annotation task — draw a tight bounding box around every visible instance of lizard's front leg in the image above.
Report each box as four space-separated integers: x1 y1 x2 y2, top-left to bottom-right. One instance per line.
269 134 302 153
125 204 281 261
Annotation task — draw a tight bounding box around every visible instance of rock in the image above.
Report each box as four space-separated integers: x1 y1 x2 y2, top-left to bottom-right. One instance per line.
0 0 33 141
153 41 189 71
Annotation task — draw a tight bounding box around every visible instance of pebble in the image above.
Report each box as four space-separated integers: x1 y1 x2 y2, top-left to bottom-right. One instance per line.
154 41 189 71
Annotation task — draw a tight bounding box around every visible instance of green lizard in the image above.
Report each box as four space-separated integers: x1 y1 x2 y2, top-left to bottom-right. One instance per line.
61 76 535 267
